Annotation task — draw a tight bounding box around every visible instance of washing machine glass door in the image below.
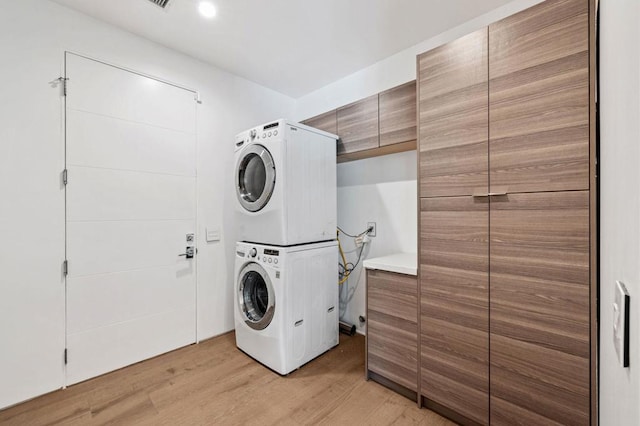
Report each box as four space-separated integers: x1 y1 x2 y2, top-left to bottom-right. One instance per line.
236 144 276 212
238 262 275 330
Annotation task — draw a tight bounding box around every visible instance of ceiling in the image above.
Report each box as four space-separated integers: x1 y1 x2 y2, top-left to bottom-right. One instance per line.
51 0 513 97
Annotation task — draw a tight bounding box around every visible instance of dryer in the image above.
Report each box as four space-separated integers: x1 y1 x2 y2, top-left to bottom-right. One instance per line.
234 119 338 246
234 241 339 375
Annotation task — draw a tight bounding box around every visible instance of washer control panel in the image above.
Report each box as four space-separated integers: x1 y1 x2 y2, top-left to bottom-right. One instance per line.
260 121 280 140
236 246 280 266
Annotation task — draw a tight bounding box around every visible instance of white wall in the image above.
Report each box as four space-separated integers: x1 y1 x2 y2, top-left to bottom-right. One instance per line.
0 0 294 408
599 0 640 424
294 0 543 119
293 0 543 332
337 151 417 331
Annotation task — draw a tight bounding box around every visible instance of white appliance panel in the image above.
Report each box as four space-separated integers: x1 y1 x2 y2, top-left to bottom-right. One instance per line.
234 120 337 246
234 241 338 375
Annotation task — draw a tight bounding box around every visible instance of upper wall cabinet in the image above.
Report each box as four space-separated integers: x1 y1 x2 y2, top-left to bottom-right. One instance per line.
489 0 589 193
336 94 379 155
302 81 417 162
379 81 417 147
302 110 337 135
418 29 489 198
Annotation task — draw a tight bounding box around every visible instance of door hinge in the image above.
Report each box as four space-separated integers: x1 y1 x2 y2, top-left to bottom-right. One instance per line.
64 348 68 365
62 169 68 186
57 77 69 97
63 260 68 276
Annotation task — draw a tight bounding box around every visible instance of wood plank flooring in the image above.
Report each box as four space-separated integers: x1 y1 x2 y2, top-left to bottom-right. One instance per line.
0 333 453 426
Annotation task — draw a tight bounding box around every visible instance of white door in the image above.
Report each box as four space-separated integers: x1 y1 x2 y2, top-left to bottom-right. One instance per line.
64 53 197 385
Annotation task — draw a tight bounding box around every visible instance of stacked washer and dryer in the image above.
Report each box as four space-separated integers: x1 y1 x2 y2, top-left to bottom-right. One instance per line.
233 119 339 375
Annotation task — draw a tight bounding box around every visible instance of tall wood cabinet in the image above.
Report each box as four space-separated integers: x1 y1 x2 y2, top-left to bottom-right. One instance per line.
420 196 489 423
417 0 595 425
418 29 489 198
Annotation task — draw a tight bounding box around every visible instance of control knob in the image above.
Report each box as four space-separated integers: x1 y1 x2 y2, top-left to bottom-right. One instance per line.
249 248 257 258
250 129 257 139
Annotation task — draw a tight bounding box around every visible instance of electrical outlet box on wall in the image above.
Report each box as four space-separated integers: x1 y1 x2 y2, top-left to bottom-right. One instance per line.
613 280 630 367
366 222 376 237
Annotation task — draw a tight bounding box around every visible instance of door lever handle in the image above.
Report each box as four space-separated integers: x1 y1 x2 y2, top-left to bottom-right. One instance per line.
179 246 195 259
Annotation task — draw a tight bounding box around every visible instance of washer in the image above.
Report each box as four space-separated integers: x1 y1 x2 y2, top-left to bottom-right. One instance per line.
234 119 338 246
234 241 339 375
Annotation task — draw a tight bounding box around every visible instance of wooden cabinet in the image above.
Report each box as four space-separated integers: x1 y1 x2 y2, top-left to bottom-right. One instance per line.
336 94 379 155
366 270 418 395
418 29 488 198
379 81 417 147
301 110 337 135
301 80 417 162
489 0 589 194
489 191 590 425
417 31 490 424
420 196 489 424
417 0 594 425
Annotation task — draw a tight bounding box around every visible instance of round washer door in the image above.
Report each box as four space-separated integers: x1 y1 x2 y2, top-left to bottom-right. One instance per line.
238 262 275 330
235 144 276 212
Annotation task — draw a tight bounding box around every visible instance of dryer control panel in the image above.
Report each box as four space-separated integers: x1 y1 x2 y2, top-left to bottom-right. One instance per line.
260 121 280 140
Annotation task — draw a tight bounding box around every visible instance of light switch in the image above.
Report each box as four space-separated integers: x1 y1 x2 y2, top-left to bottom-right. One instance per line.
206 227 221 242
613 280 630 367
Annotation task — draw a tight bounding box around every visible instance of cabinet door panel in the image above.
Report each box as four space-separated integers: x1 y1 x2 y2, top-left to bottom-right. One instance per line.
379 80 417 147
367 270 417 391
489 0 589 193
336 95 379 154
418 29 488 198
490 191 590 426
420 196 488 424
302 110 337 135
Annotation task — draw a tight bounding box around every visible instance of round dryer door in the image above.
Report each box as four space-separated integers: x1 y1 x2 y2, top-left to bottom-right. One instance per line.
236 144 276 212
238 262 275 330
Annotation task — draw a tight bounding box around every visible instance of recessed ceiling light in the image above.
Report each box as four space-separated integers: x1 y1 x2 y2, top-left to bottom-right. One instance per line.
198 1 216 18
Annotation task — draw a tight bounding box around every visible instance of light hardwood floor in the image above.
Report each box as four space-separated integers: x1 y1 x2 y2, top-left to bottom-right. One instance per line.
0 333 453 425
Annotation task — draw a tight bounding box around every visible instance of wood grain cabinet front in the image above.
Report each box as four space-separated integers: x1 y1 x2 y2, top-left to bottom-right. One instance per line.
418 28 489 198
420 196 489 425
416 0 594 424
489 0 590 194
366 270 418 396
379 80 417 147
302 80 417 161
301 110 337 135
336 94 380 155
489 191 590 426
